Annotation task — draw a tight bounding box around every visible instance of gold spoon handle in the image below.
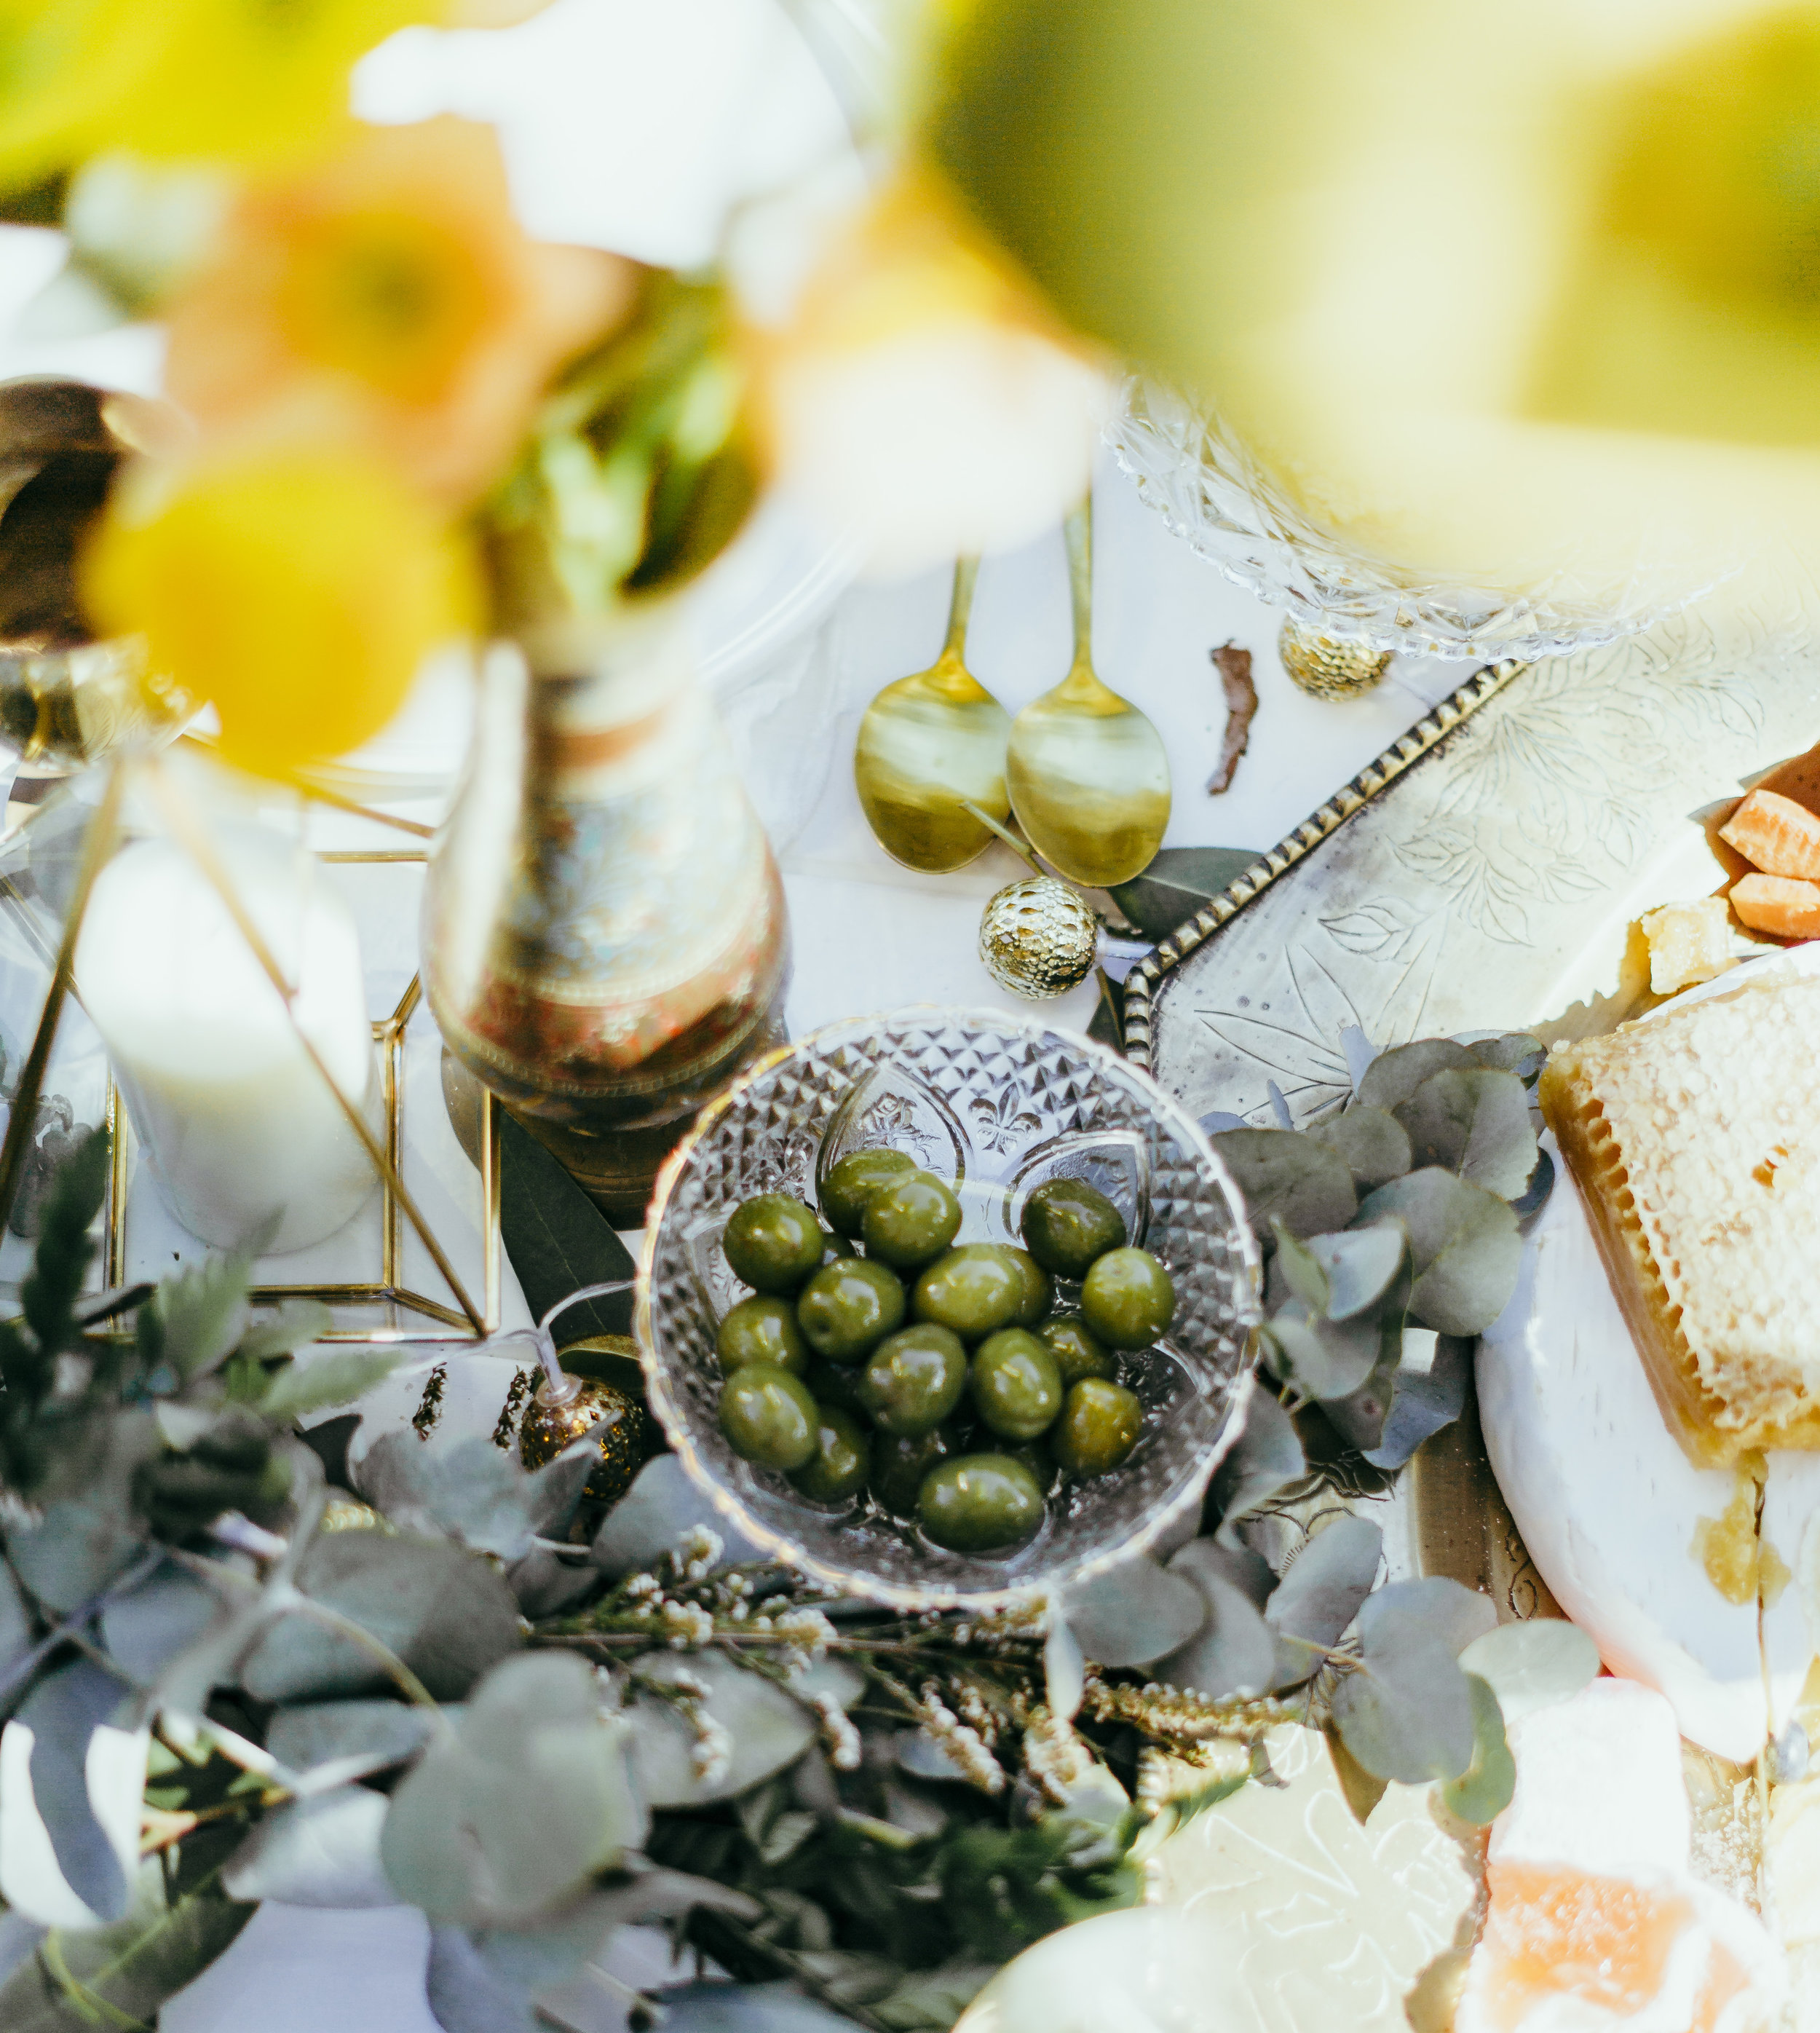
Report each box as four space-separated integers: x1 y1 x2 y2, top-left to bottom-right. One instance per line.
943 554 981 660
1064 495 1093 669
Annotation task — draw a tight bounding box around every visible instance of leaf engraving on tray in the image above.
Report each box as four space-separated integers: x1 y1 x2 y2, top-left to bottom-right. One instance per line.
1319 899 1425 962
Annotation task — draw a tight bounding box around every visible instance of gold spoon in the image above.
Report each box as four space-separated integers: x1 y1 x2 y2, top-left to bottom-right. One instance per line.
1006 497 1170 888
855 555 1013 871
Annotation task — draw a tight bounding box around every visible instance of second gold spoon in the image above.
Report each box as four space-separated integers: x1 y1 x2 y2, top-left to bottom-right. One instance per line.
855 556 1012 871
1006 497 1170 887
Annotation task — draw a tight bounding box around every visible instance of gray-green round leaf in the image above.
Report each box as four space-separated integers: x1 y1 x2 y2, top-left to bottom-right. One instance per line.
1466 1033 1546 1083
1156 1541 1277 1701
224 1786 396 1906
1262 1303 1381 1401
1302 1225 1406 1322
1356 1040 1475 1115
592 1457 764 1580
1330 1638 1476 1785
624 1650 820 1807
1266 1516 1382 1662
1456 1619 1599 1726
1061 1560 1207 1669
1210 1129 1357 1245
1393 1067 1538 1199
1209 1389 1305 1548
1355 1169 1521 1335
1439 1674 1516 1825
1307 1108 1412 1188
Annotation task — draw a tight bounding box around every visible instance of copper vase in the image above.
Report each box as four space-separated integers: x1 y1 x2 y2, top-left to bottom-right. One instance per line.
423 612 790 1223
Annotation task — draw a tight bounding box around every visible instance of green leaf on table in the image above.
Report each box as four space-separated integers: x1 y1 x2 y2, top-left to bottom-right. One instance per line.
240 1531 522 1704
1155 1541 1277 1702
0 1862 253 2033
5 1414 159 1612
1361 1332 1471 1471
255 1349 401 1424
224 1785 395 1907
623 1649 826 1807
1210 1129 1357 1246
1107 847 1262 940
1440 1674 1516 1825
1208 1389 1305 1547
1 1658 141 1927
1330 1625 1475 1785
1306 1107 1412 1188
1466 1033 1547 1085
1265 1515 1382 1690
1060 1558 1207 1669
499 1112 637 1343
1261 1302 1382 1402
1270 1222 1329 1312
1356 1169 1522 1335
0 1556 34 1688
357 1431 592 1563
19 1127 108 1359
1394 1067 1538 1199
237 1300 333 1363
267 1699 439 1779
1300 1223 1406 1322
592 1456 763 1579
98 1560 224 1684
151 1250 253 1381
381 1652 646 1927
1356 1040 1475 1115
1317 1356 1400 1456
1456 1619 1599 1726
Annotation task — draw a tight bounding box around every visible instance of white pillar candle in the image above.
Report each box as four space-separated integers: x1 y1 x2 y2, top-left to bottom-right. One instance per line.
75 831 379 1253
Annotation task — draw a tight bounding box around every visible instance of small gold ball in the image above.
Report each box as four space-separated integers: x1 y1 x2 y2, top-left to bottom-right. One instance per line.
519 1376 644 1503
978 876 1099 999
1278 617 1392 700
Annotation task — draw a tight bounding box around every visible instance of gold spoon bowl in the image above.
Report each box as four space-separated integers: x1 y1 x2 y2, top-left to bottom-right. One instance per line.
1006 498 1169 888
855 556 1012 872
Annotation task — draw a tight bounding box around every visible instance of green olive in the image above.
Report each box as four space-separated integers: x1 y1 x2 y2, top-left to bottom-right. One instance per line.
1051 1378 1143 1476
796 1258 906 1363
789 1403 872 1504
1004 1247 1053 1326
870 1424 955 1515
716 1295 810 1375
719 1363 820 1471
858 1323 969 1437
1037 1313 1117 1386
814 1228 857 1271
969 1327 1064 1440
918 1453 1045 1552
912 1244 1026 1342
1079 1247 1176 1349
804 1357 872 1421
1019 1177 1126 1278
723 1193 826 1294
861 1170 963 1270
820 1147 919 1237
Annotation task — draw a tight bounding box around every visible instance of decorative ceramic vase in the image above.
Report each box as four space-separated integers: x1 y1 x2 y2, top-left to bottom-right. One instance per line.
422 613 791 1223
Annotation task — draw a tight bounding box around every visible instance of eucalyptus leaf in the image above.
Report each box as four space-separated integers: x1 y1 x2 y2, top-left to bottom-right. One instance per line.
1265 1515 1382 1690
1393 1067 1538 1199
1208 1389 1305 1549
1361 1333 1472 1471
1329 1635 1476 1785
237 1299 334 1362
382 1652 646 1927
240 1531 522 1704
1059 1559 1207 1668
500 1111 638 1343
874 1961 997 2032
592 1456 764 1579
6 1413 159 1611
1361 1576 1498 1660
1210 1129 1356 1244
224 1785 397 1906
1324 1728 1389 1826
258 1349 403 1423
1355 1169 1522 1335
1439 1674 1516 1825
1510 1147 1556 1223
0 1863 252 2033
1156 1541 1278 1701
1107 846 1261 939
1261 1302 1381 1401
1317 1354 1399 1456
1269 1223 1328 1311
1302 1223 1406 1322
98 1560 223 1683
1456 1619 1600 1725
1466 1033 1546 1084
3 1659 141 1927
1043 1614 1085 1721
357 1430 593 1562
154 1250 253 1380
266 1698 438 1777
1355 1039 1475 1114
1307 1107 1412 1188
895 1731 970 1785
0 1560 33 1686
624 1649 820 1807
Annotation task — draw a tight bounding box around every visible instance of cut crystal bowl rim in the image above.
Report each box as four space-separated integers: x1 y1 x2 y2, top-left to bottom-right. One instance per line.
636 1003 1263 1608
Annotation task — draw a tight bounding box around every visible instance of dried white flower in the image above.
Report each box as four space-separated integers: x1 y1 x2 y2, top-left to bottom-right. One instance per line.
811 1691 862 1772
919 1681 1006 1796
676 1525 722 1582
1023 1709 1095 1806
689 1713 733 1788
662 1599 713 1648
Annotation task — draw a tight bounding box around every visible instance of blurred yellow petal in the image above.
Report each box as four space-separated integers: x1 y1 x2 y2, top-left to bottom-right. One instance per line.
79 451 478 779
0 0 169 192
745 173 1107 577
165 118 634 505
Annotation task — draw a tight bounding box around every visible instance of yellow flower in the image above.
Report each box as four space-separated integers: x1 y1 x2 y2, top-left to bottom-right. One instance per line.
164 117 633 506
743 171 1106 576
0 0 446 192
79 451 479 780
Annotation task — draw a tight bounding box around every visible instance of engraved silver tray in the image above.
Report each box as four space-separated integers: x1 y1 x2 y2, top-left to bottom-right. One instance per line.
1127 615 1820 1613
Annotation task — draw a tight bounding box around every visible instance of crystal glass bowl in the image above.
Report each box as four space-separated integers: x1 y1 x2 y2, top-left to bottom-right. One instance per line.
636 1006 1261 1606
1107 379 1688 664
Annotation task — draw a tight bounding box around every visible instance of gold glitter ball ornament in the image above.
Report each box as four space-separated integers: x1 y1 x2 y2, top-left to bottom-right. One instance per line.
519 1375 644 1502
978 876 1098 999
1278 616 1391 700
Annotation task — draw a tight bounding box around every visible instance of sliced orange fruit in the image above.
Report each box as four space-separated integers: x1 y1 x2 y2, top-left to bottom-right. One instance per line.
1718 788 1820 880
1730 872 1820 939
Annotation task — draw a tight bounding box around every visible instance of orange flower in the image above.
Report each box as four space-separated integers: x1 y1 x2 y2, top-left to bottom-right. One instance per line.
164 117 635 505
